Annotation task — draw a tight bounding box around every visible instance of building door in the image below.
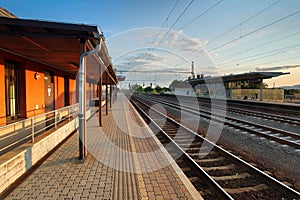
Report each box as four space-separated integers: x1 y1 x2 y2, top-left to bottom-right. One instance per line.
5 61 20 119
44 71 54 112
64 76 70 106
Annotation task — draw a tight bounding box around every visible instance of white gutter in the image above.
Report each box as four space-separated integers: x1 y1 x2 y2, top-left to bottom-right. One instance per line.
78 37 103 160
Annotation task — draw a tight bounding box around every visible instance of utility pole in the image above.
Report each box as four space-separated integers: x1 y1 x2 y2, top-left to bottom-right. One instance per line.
191 61 195 79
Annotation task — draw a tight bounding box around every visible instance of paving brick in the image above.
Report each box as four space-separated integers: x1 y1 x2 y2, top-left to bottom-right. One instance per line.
4 94 202 199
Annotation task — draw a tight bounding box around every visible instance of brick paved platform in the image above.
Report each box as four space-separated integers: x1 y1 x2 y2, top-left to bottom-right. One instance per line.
4 94 202 200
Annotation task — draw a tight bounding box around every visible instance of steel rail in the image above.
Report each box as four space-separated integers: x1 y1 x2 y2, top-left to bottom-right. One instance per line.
137 94 300 148
131 95 300 198
154 94 300 125
130 98 234 200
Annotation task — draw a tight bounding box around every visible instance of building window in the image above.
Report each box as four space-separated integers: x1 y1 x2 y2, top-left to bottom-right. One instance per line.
5 61 20 118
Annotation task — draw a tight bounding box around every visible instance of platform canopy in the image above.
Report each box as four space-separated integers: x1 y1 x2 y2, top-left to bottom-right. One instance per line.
0 7 17 18
0 16 117 84
187 72 289 86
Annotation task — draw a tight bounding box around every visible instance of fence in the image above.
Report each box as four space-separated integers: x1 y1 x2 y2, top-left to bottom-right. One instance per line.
230 88 284 102
0 104 79 156
284 94 300 103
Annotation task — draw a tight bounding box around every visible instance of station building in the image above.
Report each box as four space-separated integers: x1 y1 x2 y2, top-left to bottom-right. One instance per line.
0 8 117 126
0 8 119 192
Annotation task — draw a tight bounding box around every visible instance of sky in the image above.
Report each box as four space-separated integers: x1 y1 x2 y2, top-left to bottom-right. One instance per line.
1 0 300 88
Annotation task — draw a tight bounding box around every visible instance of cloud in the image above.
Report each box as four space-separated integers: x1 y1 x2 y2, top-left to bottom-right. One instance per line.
108 28 211 73
157 31 207 53
126 52 165 66
139 29 207 53
117 61 147 68
256 65 300 71
178 37 208 52
115 51 166 69
135 52 165 62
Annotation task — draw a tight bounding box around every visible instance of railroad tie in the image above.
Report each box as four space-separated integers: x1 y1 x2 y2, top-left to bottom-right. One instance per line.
211 173 251 181
194 156 225 163
224 184 268 194
202 164 235 172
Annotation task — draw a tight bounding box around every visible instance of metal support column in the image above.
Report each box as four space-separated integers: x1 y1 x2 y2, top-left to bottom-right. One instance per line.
98 71 102 127
111 85 114 103
78 40 86 160
109 83 112 108
260 79 263 102
115 85 118 99
229 82 232 99
79 38 102 160
105 72 108 115
113 85 116 102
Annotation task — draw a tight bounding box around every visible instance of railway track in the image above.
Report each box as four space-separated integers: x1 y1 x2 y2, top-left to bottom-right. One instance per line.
135 93 300 149
224 99 300 119
155 94 300 126
130 95 300 199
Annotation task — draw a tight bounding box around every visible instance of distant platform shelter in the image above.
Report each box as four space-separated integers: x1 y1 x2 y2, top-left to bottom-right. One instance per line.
187 72 289 101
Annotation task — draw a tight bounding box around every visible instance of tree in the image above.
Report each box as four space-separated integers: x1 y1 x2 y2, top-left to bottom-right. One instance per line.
133 84 172 94
154 85 163 93
151 89 158 94
162 87 171 92
132 84 143 92
263 83 268 89
144 86 153 93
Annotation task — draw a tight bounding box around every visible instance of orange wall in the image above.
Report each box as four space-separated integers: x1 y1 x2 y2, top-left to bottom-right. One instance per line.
0 50 82 125
76 80 104 103
69 79 76 105
93 84 98 98
86 84 89 100
25 70 45 118
55 76 65 109
91 84 96 98
0 59 6 125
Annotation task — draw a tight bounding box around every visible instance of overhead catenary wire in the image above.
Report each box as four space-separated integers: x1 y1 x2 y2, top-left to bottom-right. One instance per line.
217 43 300 66
142 0 180 63
116 70 190 74
179 0 224 30
155 0 195 48
171 8 300 70
138 0 194 74
170 0 283 68
215 43 300 67
220 55 300 73
206 0 283 46
255 56 300 66
197 30 300 67
161 0 180 28
117 0 180 69
209 9 300 53
153 0 222 69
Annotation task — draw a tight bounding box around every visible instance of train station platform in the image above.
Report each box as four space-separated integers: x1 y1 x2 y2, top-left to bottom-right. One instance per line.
3 94 202 199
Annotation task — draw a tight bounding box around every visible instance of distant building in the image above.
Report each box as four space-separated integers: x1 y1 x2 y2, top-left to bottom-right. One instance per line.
174 81 195 96
187 72 289 102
